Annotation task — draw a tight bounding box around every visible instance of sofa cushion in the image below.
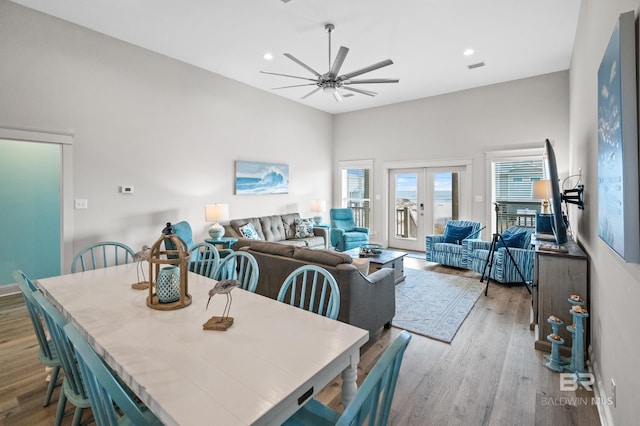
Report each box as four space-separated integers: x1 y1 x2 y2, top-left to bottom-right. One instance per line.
444 224 473 244
343 231 370 243
300 236 326 248
230 217 264 239
294 218 315 238
281 213 300 239
497 229 527 249
433 242 465 255
239 223 260 240
274 239 307 248
260 215 287 241
293 247 353 267
248 241 295 257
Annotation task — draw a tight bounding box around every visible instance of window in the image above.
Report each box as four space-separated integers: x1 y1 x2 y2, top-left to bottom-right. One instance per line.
492 158 544 232
339 161 372 228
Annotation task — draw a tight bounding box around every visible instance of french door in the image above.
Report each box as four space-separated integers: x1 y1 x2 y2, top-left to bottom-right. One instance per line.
389 167 465 251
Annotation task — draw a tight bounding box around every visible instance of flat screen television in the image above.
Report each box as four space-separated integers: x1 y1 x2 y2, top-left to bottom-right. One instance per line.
543 139 568 245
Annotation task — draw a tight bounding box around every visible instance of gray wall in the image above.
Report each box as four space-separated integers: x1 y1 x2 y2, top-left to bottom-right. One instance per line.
333 71 570 242
0 0 333 271
571 0 640 423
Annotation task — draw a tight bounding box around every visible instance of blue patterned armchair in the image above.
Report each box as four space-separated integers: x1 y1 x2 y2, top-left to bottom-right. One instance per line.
467 226 535 283
329 208 369 251
425 220 483 269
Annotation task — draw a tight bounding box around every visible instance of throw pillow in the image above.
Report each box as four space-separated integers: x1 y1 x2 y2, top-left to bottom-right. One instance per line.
294 218 314 238
497 229 527 249
443 224 474 244
239 223 260 240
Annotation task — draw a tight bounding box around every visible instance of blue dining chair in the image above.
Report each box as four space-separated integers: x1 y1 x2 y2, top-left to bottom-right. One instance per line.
277 265 340 320
213 251 259 293
283 330 412 426
188 242 221 278
71 241 136 273
12 270 62 407
63 322 163 426
31 291 91 426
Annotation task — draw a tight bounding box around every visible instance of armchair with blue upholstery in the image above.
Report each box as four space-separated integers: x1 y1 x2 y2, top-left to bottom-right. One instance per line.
425 220 482 269
467 226 535 284
329 208 369 252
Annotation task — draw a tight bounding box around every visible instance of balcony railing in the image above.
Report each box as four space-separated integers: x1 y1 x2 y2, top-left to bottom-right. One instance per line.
395 207 417 238
495 201 539 234
348 205 370 228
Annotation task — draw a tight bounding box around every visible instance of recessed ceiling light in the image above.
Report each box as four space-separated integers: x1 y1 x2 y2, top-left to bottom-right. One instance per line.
263 52 273 60
463 48 475 56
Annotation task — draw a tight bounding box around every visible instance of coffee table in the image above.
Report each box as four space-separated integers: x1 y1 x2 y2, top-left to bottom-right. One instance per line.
344 247 407 284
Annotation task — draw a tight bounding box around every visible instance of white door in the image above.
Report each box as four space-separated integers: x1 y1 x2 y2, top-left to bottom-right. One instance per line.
389 167 466 252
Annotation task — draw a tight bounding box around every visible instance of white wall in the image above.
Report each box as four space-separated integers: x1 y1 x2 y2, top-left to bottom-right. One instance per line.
0 0 333 271
570 0 640 423
333 71 570 241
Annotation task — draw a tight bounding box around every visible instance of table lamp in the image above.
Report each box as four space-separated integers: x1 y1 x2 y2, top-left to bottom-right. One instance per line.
532 180 551 214
205 204 229 239
310 199 326 224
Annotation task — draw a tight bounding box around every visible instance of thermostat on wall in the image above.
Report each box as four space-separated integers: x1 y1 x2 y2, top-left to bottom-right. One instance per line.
120 185 134 194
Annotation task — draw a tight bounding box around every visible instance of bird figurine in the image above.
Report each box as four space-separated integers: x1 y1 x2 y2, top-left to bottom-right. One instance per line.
206 279 240 320
133 244 151 289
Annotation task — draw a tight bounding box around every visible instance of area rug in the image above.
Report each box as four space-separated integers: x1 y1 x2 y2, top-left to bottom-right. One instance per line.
393 267 485 343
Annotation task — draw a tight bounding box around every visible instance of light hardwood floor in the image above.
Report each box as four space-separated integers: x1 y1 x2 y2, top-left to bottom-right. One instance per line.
0 258 601 425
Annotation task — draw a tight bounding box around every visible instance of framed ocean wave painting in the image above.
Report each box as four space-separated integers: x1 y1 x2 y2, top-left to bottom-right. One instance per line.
235 160 289 195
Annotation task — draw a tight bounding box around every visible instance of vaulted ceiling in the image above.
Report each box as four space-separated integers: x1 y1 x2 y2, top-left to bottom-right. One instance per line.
11 0 582 114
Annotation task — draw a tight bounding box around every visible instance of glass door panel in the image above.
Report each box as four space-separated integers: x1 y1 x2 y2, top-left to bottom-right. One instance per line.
389 166 466 252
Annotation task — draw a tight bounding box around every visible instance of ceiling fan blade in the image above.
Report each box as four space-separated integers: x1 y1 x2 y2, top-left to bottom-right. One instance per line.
272 83 318 90
260 71 317 82
332 90 343 102
344 78 399 84
339 59 394 80
341 86 377 97
284 53 322 77
329 46 349 77
301 87 321 99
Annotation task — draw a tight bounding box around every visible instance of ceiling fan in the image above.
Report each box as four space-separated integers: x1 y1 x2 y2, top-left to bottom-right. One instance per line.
260 23 399 102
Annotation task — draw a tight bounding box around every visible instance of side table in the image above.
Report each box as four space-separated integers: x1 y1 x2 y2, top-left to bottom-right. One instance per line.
205 237 238 250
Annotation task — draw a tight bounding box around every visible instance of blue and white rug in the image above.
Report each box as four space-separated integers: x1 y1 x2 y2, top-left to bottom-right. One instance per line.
393 267 484 343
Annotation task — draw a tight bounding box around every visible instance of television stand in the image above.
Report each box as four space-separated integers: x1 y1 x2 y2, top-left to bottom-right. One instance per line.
538 242 569 253
532 236 588 357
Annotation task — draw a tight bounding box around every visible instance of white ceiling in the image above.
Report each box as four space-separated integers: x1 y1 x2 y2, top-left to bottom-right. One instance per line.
11 0 582 115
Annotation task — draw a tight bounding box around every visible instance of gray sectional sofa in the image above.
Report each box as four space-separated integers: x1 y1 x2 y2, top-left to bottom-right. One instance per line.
224 213 328 250
240 240 395 338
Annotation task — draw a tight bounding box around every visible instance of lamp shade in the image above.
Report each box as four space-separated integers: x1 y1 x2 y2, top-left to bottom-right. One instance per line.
205 204 229 222
310 200 326 213
205 204 229 239
532 180 551 200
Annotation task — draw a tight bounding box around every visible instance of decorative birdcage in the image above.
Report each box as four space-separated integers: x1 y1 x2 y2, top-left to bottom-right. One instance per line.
146 232 191 310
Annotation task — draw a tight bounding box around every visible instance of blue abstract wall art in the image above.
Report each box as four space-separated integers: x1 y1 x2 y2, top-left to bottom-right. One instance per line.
597 11 640 263
235 160 289 195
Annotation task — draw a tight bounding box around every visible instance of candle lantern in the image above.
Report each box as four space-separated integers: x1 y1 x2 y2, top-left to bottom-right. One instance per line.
146 232 192 310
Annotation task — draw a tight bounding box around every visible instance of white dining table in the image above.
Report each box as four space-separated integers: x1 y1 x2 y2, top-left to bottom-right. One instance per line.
36 263 369 426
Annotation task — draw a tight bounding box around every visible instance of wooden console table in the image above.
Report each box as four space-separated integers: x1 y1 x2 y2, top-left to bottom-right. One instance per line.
532 237 588 356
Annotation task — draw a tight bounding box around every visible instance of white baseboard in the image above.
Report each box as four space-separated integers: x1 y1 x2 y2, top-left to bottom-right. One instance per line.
0 283 19 297
589 345 614 426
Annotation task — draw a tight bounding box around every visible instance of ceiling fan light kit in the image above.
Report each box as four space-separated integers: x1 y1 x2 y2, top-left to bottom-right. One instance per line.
261 23 398 102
